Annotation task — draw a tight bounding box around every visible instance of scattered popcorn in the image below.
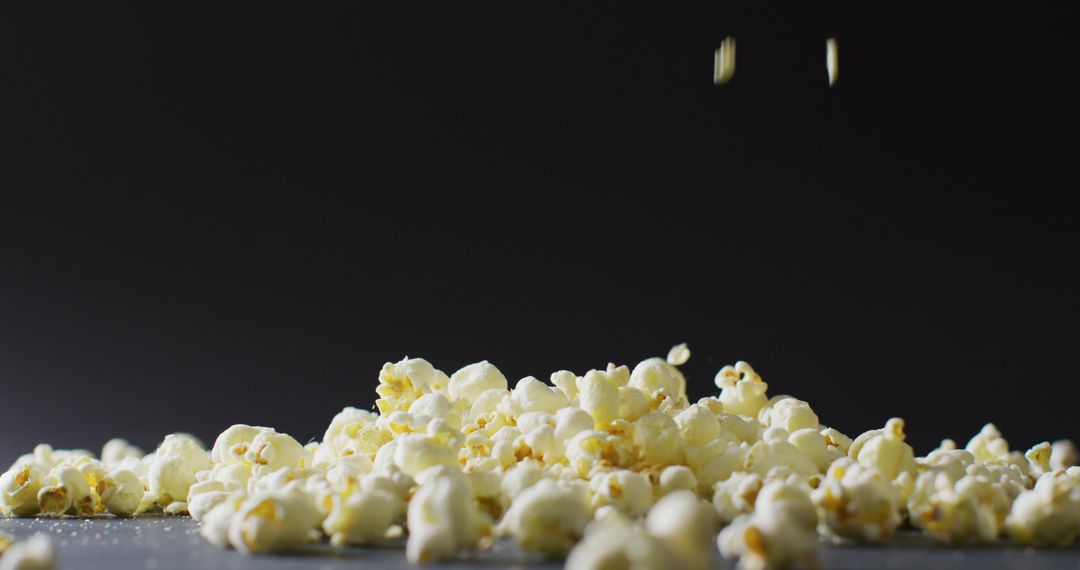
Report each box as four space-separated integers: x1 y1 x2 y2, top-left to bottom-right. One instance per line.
322 488 401 546
718 479 818 570
665 342 690 366
646 490 717 570
498 479 589 557
227 489 323 553
0 534 56 570
1051 440 1078 471
405 468 490 563
1005 471 1080 546
565 514 675 570
813 459 901 542
3 345 1079 568
0 463 43 517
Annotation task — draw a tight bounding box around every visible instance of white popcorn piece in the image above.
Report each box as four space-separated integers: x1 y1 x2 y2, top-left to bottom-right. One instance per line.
1051 440 1079 471
852 418 916 480
813 460 901 543
322 488 402 546
629 357 687 409
665 342 691 366
590 470 653 517
507 377 569 416
0 534 56 570
1005 471 1080 546
0 463 43 517
908 468 1011 544
100 439 144 467
499 479 590 557
148 434 211 507
965 423 1011 463
759 397 819 434
549 370 579 401
578 367 624 428
675 404 721 448
376 357 450 414
392 422 461 477
37 465 94 517
199 491 248 548
657 465 697 497
715 361 769 418
405 469 490 563
99 467 145 517
712 471 764 525
448 361 509 405
565 514 675 570
717 480 818 570
227 489 322 553
646 490 717 570
745 436 818 479
633 412 684 467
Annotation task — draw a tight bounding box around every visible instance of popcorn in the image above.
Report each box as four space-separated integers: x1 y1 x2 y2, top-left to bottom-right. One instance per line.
717 480 818 570
0 463 43 517
0 534 56 570
966 423 1011 463
715 361 769 418
656 465 697 497
590 470 652 517
675 404 721 447
851 418 916 480
507 377 569 415
448 361 508 405
100 439 144 467
565 514 675 570
228 489 323 553
629 357 687 409
37 465 94 517
1005 471 1080 546
376 357 450 414
12 344 1080 568
813 460 901 542
99 467 145 517
550 370 579 401
393 421 461 477
759 397 819 433
199 491 247 547
1051 440 1079 471
646 490 717 570
745 435 819 479
578 366 625 427
406 469 490 563
322 489 401 546
147 434 211 507
499 479 590 557
908 468 1011 543
712 471 764 525
666 342 691 366
633 412 684 467
648 490 717 570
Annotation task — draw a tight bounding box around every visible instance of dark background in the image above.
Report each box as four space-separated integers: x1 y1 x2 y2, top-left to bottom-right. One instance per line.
1 3 1077 464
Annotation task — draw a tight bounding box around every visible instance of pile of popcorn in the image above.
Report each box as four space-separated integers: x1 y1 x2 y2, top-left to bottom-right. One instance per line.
3 344 1080 569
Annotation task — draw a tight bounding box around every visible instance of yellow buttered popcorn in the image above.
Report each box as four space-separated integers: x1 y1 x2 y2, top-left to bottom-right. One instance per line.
715 361 769 418
498 479 590 557
6 343 1080 569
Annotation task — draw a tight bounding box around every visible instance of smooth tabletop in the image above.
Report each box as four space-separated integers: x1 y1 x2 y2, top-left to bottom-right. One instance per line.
4 516 1080 569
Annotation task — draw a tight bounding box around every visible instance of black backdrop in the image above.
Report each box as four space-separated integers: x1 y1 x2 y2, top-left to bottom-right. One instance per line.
2 3 1078 464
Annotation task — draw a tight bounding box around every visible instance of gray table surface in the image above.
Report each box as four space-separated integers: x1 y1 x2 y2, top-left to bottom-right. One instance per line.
3 515 1080 569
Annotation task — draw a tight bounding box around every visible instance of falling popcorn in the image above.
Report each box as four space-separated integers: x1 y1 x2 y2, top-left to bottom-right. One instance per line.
1 341 1079 568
